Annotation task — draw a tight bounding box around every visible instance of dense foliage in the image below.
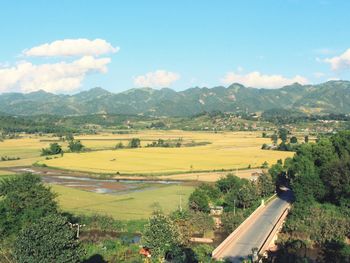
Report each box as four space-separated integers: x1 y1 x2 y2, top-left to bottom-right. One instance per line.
143 210 183 261
14 214 84 263
0 173 58 238
268 131 350 262
0 174 85 262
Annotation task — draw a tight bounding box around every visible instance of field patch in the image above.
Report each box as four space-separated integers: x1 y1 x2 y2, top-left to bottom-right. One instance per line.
51 184 194 220
43 131 294 174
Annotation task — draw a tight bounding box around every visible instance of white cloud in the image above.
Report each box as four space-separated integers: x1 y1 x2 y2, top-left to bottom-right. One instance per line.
23 38 119 57
0 56 111 93
134 70 180 88
221 71 308 88
324 48 350 70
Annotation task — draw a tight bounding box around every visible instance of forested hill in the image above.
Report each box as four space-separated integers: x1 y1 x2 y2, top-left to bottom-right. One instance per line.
0 80 350 116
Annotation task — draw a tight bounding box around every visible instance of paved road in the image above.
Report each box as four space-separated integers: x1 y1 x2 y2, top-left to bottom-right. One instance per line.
219 190 293 262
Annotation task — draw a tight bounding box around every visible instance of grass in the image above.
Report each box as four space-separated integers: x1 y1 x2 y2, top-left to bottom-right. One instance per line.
51 184 194 220
42 131 294 174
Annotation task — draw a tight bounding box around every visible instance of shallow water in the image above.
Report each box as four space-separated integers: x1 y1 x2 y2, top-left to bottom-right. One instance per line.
42 175 181 195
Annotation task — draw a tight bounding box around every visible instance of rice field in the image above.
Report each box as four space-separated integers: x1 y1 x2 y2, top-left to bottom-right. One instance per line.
42 131 294 175
51 184 194 220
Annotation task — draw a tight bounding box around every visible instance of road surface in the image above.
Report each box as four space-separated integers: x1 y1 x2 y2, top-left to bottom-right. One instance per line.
219 190 293 262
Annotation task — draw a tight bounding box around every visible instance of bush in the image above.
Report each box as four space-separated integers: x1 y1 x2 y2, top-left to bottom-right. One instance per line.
129 138 141 148
68 140 84 152
41 142 63 156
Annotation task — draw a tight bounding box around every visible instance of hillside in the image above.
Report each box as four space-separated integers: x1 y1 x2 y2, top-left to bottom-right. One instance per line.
0 81 349 116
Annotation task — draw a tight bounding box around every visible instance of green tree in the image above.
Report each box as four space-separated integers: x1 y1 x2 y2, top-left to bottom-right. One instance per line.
310 139 337 168
14 214 84 263
216 174 243 194
321 158 350 205
224 189 239 212
129 138 141 148
236 183 258 209
221 211 245 233
41 142 63 156
143 211 181 261
257 173 275 197
290 155 326 203
304 135 309 143
278 128 288 143
290 136 298 144
197 183 221 202
68 140 84 152
192 244 214 263
330 131 350 159
188 188 210 212
189 211 214 236
0 173 58 238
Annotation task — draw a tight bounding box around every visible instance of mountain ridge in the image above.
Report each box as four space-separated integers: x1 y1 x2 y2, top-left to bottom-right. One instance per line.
0 80 349 116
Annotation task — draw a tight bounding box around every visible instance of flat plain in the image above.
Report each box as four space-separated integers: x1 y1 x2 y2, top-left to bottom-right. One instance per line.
0 130 294 219
41 131 293 175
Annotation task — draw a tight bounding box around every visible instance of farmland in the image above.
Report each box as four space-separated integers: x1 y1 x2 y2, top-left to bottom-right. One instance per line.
51 184 194 220
0 130 293 219
41 131 293 175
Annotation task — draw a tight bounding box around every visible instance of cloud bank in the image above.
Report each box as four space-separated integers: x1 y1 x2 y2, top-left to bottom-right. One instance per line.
325 48 350 70
0 56 111 93
23 38 119 57
134 70 180 88
221 71 308 88
0 38 117 93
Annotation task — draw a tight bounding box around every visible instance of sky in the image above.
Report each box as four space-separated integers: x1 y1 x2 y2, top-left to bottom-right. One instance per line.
1 0 350 94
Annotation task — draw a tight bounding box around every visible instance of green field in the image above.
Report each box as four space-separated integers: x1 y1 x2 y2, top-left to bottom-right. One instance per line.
51 184 194 220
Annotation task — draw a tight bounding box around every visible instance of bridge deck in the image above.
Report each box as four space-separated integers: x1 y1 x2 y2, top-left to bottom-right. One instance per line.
218 190 292 262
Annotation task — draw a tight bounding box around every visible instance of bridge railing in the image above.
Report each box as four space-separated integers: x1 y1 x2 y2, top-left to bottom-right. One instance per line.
212 201 267 259
258 206 290 254
212 194 280 260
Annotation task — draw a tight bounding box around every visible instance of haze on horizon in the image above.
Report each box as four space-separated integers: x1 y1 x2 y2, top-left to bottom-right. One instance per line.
1 0 350 94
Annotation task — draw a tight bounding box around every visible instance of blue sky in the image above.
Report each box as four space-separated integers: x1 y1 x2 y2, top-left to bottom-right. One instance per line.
1 0 350 93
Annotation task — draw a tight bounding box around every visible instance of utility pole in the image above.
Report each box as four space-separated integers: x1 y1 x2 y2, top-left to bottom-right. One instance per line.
234 199 236 216
179 195 182 212
68 222 85 238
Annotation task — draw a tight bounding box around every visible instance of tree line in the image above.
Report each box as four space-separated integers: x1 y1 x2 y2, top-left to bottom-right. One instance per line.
267 131 350 262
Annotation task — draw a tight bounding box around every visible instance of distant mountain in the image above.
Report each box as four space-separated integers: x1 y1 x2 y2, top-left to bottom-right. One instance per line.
0 81 350 116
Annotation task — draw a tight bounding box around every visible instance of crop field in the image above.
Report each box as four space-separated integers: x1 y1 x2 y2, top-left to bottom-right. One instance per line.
51 184 194 220
42 131 294 175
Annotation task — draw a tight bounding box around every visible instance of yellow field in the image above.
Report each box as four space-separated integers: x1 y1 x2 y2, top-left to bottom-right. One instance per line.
42 131 293 174
0 136 52 168
0 170 15 176
157 169 264 182
52 184 194 220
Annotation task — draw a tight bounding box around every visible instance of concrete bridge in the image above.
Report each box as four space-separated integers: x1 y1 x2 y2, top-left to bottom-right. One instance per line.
212 189 292 262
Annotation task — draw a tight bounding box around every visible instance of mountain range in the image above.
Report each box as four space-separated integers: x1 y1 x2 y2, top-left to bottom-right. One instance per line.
0 80 349 116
